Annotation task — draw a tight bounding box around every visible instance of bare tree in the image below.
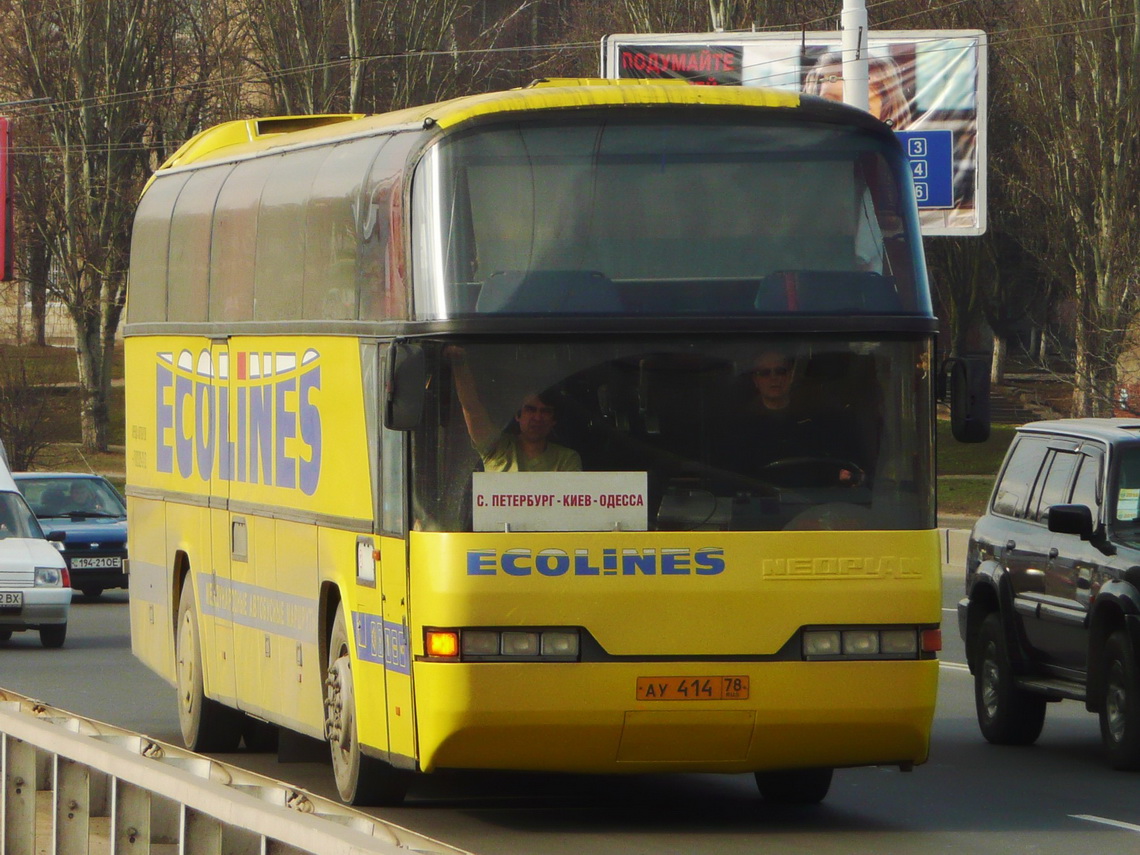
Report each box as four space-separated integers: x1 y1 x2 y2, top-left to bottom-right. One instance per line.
0 0 239 450
1001 0 1140 416
0 348 65 470
244 0 470 115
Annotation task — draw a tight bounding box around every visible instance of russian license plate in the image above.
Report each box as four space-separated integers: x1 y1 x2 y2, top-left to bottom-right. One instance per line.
636 675 750 701
0 592 23 608
70 557 122 569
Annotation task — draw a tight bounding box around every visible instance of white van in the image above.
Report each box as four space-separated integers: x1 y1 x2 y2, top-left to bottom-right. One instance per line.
0 451 71 648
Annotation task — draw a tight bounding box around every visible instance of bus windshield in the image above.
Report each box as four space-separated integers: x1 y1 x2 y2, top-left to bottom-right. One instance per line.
412 115 928 319
411 335 933 533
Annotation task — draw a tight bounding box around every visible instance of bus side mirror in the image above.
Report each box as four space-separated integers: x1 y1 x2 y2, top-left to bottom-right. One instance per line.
942 355 991 443
384 341 426 431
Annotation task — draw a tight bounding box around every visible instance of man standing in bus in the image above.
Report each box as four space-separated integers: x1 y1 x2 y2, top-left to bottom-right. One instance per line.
448 348 581 472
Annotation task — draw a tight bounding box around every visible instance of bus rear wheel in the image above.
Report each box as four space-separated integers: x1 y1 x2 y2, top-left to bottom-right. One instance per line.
176 575 244 752
754 767 833 804
325 603 409 805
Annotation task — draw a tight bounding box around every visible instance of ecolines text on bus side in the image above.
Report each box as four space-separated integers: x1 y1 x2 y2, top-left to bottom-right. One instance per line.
154 349 323 494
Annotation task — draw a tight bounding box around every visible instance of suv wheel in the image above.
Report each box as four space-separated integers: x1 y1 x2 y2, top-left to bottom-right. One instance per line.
1100 630 1140 770
975 612 1046 745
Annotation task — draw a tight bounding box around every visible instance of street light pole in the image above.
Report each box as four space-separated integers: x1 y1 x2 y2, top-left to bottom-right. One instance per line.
841 0 870 112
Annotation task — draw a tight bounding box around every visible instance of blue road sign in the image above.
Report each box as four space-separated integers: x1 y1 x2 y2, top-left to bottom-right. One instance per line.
896 130 954 209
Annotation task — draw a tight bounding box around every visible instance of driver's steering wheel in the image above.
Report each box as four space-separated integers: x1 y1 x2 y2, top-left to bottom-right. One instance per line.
758 457 865 489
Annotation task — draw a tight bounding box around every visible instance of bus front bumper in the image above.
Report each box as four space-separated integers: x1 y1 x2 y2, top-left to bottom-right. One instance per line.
412 658 938 774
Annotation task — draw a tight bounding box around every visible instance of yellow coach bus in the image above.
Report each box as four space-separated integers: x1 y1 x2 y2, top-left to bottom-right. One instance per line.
125 79 978 806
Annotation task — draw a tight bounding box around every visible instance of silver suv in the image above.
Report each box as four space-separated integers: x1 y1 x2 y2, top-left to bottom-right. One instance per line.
959 418 1140 769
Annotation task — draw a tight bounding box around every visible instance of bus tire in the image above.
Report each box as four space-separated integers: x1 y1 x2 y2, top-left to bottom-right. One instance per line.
754 767 833 803
176 576 243 752
975 612 1045 745
1100 630 1140 770
325 604 409 805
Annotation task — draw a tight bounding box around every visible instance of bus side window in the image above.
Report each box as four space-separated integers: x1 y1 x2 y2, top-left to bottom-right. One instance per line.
303 138 379 320
127 171 190 324
256 148 330 321
359 133 418 322
210 157 275 322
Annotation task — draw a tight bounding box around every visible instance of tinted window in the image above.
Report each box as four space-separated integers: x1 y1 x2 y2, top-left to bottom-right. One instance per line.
1033 451 1079 522
1070 452 1103 514
412 115 927 319
411 336 932 532
210 157 275 321
302 138 377 320
256 148 330 320
168 166 232 322
127 172 190 323
992 436 1049 518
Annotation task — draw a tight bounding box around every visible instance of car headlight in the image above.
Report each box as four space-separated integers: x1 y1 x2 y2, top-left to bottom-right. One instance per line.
35 566 63 587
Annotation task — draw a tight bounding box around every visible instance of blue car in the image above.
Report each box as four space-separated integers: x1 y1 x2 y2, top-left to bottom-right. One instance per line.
13 473 127 600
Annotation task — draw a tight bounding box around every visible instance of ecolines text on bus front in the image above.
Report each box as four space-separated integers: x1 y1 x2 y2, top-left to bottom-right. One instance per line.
154 349 323 494
467 546 726 576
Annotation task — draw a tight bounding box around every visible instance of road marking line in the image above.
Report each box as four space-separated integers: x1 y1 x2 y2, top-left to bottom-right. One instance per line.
1071 815 1140 833
939 661 969 672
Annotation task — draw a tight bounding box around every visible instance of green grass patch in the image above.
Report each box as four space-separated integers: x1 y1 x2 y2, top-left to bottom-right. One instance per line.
936 419 1015 476
937 476 994 517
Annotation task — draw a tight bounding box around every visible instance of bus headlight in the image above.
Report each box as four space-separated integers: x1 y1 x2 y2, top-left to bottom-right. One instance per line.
802 627 932 660
461 631 500 656
802 630 842 656
541 631 579 657
842 630 880 656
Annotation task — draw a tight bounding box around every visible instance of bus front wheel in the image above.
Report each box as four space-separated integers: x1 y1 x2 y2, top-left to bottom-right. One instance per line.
325 604 409 805
176 576 244 752
754 767 833 803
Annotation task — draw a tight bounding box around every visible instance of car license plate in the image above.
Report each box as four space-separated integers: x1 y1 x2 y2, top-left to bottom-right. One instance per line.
70 557 122 569
636 675 750 701
0 592 23 608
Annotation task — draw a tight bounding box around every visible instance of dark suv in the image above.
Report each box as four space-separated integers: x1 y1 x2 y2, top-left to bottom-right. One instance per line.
959 419 1140 769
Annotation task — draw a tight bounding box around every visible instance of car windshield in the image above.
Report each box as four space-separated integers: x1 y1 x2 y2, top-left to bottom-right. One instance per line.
17 477 126 518
0 492 45 539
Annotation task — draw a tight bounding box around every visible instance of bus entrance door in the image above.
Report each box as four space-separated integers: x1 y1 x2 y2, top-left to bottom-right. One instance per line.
378 535 415 763
205 340 238 709
378 422 416 764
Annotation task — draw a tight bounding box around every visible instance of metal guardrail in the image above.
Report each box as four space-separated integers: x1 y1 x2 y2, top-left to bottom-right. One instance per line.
0 689 471 855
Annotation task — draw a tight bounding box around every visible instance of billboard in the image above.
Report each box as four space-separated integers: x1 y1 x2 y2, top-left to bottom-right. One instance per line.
601 31 988 236
0 117 9 280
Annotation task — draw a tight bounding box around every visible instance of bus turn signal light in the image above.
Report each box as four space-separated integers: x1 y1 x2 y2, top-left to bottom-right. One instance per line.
426 630 460 658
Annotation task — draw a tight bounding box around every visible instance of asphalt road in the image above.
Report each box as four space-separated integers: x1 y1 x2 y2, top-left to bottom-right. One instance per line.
2 581 1140 854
